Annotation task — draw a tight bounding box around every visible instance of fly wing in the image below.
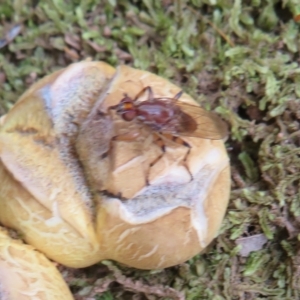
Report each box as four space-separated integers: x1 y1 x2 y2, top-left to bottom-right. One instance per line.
175 101 228 139
134 92 228 140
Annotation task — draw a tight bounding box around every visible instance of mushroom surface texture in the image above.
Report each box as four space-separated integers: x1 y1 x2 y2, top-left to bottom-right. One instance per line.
0 61 230 299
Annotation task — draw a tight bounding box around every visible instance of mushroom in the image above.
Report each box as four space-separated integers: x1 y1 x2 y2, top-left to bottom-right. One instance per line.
0 61 230 299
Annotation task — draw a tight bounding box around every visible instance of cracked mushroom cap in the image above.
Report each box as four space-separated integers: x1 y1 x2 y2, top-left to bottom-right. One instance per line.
0 61 230 275
77 64 231 269
0 228 73 300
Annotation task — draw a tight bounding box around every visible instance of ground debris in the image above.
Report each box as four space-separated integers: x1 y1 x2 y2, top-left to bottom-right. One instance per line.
236 234 268 257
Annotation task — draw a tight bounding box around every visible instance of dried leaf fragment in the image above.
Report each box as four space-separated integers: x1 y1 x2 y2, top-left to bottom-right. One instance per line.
236 234 268 257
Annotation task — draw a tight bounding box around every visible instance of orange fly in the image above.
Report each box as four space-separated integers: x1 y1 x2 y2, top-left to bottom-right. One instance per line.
108 86 228 183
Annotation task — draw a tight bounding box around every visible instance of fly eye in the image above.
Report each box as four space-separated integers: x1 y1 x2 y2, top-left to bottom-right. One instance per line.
123 111 136 121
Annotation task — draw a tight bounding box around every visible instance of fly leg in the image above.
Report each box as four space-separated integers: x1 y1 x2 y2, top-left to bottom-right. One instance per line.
132 86 154 102
132 86 182 103
147 132 193 183
174 90 183 100
145 133 167 185
100 130 143 199
159 133 193 181
100 131 141 159
112 131 141 141
150 133 166 167
111 131 166 186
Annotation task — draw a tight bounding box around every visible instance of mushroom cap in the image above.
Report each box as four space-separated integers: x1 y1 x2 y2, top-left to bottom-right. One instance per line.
0 228 73 300
77 65 230 269
0 61 230 270
0 61 115 268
